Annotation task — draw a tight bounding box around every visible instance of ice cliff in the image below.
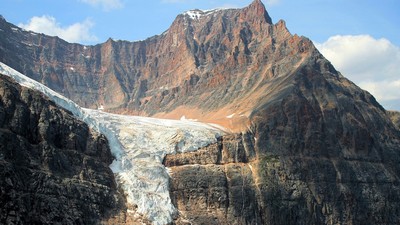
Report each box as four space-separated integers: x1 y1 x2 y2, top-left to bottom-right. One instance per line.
0 62 225 224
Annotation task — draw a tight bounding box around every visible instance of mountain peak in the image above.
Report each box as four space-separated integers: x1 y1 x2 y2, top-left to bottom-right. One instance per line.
251 0 263 5
243 0 272 24
183 8 223 20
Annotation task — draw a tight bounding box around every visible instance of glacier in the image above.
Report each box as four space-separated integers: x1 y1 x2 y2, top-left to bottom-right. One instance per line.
0 62 226 224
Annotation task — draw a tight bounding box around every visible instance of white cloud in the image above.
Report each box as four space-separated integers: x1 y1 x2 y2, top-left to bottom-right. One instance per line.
315 35 400 110
19 15 98 44
79 0 123 11
359 80 400 101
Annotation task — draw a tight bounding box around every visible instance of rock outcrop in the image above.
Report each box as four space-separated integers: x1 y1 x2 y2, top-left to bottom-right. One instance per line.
1 0 400 224
388 111 400 130
0 0 324 131
166 115 400 224
0 75 126 224
161 4 400 224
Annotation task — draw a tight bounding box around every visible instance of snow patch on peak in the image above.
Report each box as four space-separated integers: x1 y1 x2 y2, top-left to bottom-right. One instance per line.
11 27 20 32
183 8 224 20
0 62 226 225
184 9 204 20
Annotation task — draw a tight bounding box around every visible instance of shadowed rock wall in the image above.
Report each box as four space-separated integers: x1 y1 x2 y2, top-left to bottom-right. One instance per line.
0 75 127 224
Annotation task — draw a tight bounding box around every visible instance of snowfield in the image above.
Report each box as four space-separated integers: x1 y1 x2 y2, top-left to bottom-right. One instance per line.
184 9 225 20
0 62 226 225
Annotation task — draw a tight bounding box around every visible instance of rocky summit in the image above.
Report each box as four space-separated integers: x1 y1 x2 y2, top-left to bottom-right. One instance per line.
1 0 321 131
1 0 400 224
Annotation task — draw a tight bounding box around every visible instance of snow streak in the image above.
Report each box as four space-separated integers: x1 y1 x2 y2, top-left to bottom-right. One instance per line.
0 62 225 224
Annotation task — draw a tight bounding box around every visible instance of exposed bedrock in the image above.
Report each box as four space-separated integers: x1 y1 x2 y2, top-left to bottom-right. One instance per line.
165 76 400 224
0 75 127 224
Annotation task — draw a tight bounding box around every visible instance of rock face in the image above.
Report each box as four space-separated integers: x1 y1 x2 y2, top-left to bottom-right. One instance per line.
166 119 400 224
388 111 400 130
0 75 126 224
0 0 317 130
1 0 400 224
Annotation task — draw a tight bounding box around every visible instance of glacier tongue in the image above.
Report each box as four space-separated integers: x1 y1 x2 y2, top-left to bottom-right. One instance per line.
82 109 225 224
0 62 225 224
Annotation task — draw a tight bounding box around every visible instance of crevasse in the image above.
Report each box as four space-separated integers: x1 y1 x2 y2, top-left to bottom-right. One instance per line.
0 62 225 224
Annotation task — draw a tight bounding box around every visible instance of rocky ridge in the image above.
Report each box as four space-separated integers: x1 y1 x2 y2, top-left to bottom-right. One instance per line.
165 112 400 224
0 74 127 224
0 62 226 224
0 0 316 131
1 0 400 224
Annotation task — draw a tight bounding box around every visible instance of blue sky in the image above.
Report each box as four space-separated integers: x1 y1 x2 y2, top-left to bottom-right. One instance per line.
1 0 400 110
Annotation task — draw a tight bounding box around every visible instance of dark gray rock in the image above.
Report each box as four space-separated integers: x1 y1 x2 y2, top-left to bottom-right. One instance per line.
0 75 127 225
1 0 400 224
164 58 400 224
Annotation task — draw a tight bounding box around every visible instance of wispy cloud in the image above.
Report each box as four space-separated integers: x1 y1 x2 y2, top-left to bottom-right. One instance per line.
315 35 400 110
79 0 124 11
19 15 98 44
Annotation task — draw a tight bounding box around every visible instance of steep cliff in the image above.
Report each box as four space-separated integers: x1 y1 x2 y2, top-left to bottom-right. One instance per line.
162 17 400 222
0 75 127 224
1 0 322 131
0 62 227 225
166 106 400 225
1 0 400 224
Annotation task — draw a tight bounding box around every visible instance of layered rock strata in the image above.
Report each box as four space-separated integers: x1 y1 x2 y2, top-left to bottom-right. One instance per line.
1 0 400 224
0 0 328 131
166 123 400 224
0 75 127 224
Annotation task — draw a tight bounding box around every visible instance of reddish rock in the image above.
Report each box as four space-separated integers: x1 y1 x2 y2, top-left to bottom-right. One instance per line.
1 0 400 224
0 0 320 131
